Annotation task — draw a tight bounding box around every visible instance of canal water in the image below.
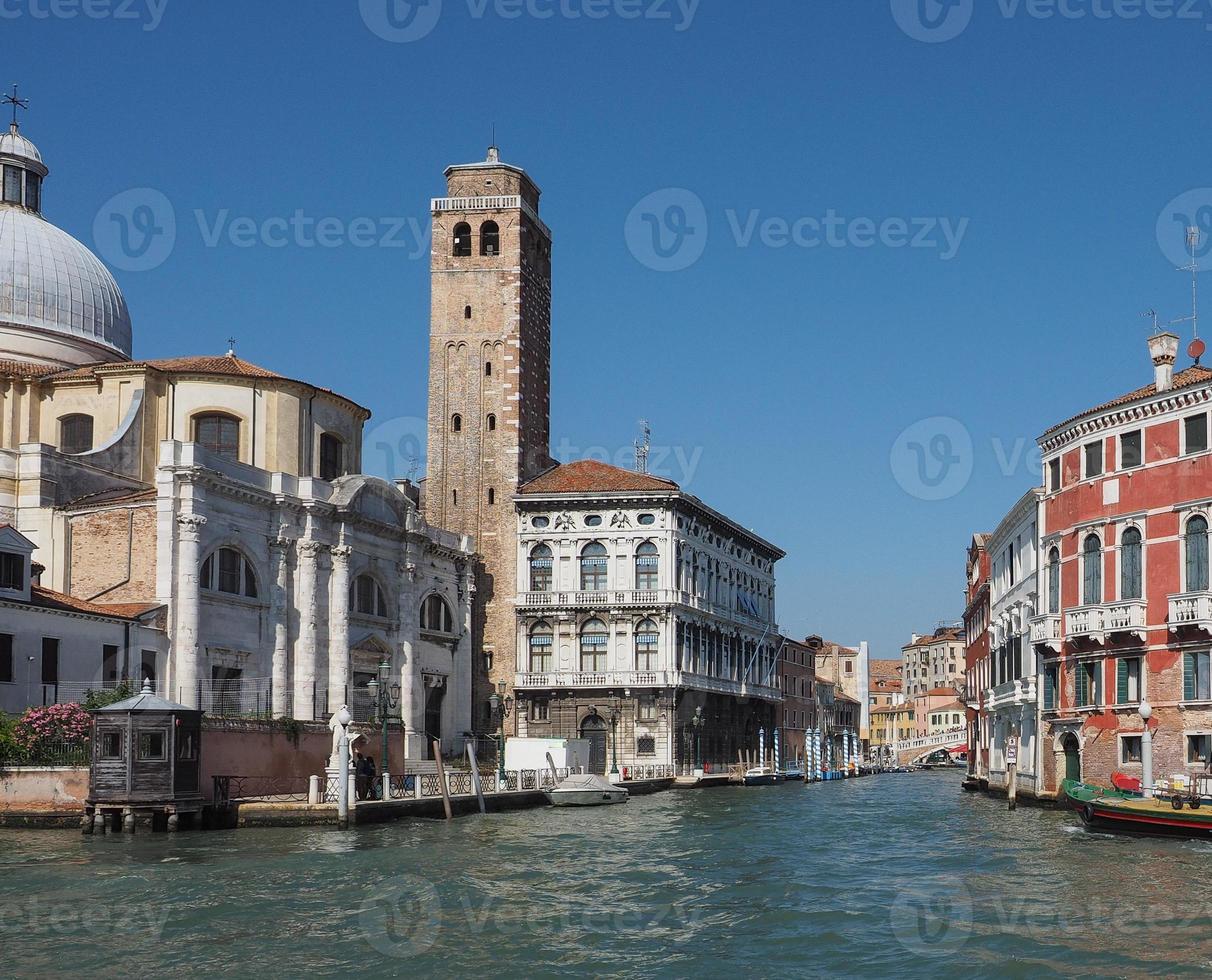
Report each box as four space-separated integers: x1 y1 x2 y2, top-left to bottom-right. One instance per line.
4 773 1211 978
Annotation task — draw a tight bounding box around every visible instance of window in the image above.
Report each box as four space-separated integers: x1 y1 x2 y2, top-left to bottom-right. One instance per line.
529 699 550 722
0 552 23 591
480 220 500 256
532 516 549 529
635 542 659 591
201 548 258 598
1186 516 1209 592
193 413 240 460
486 414 496 432
1075 660 1098 707
451 414 462 433
1120 528 1143 600
1044 665 1058 711
580 542 608 591
637 699 657 722
102 645 120 689
137 731 165 760
100 730 122 759
1048 458 1061 492
24 171 39 213
464 305 472 319
420 594 454 633
1121 735 1142 765
0 633 11 683
1082 534 1102 606
452 222 472 257
452 489 458 507
485 361 492 377
1188 734 1212 765
484 650 494 673
59 414 94 455
487 488 496 506
1084 441 1103 479
1116 656 1142 705
1047 547 1061 614
1120 430 1142 469
585 515 603 527
1184 651 1211 702
350 575 388 617
1185 413 1208 455
3 165 20 204
41 638 58 685
529 545 553 592
579 619 608 672
529 622 553 672
140 650 156 683
319 433 344 481
635 618 659 670
638 514 656 526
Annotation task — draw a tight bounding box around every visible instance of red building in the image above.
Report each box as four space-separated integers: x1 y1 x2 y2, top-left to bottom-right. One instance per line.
1033 333 1212 796
776 637 816 769
962 533 991 779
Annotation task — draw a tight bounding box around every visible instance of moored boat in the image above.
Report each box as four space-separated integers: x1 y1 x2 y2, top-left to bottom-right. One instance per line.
544 773 629 807
1063 779 1212 838
743 766 785 786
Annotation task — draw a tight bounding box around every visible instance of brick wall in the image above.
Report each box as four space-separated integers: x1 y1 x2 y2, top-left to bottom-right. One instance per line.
68 504 157 603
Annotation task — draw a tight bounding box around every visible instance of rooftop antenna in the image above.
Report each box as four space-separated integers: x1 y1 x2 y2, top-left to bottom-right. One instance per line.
2 84 29 129
634 419 651 475
1142 308 1160 334
226 337 237 357
1171 226 1205 364
406 455 419 482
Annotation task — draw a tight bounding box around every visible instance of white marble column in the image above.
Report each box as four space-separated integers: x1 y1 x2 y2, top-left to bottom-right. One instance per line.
328 544 353 709
294 540 327 721
174 514 206 707
397 558 421 759
268 535 292 717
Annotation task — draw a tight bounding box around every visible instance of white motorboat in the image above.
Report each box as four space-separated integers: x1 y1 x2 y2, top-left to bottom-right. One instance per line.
743 766 785 786
544 773 629 807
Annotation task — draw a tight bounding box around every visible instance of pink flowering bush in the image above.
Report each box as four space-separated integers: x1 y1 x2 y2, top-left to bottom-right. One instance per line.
14 703 91 751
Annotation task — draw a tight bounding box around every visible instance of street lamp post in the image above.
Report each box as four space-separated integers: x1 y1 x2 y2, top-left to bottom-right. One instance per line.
1139 701 1154 798
366 658 400 799
609 702 621 777
489 679 513 786
691 706 704 771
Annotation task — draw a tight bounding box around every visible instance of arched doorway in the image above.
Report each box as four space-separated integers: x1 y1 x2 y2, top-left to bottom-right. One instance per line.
1060 732 1080 783
580 713 608 775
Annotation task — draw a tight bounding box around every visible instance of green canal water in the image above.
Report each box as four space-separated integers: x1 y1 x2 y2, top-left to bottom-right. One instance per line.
3 772 1211 978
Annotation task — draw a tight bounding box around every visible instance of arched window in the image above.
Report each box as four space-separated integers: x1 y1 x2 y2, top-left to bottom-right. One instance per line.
452 489 458 507
486 414 496 432
1047 547 1061 615
319 432 344 482
529 544 553 592
464 305 472 319
1186 515 1210 592
480 220 500 256
635 618 659 670
59 414 94 455
529 621 553 672
193 413 240 461
580 618 608 671
349 574 388 617
580 542 608 591
485 361 492 377
635 541 659 591
452 222 472 257
420 593 454 634
451 414 462 433
487 488 496 506
1082 534 1103 606
201 547 258 598
1120 528 1143 600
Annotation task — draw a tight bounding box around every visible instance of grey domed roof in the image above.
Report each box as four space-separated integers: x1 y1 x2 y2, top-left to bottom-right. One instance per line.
0 127 43 169
0 205 133 360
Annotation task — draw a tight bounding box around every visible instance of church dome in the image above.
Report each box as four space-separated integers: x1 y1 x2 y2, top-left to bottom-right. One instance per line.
0 120 132 367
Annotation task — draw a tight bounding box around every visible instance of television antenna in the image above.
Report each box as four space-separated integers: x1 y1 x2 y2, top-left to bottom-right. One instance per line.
634 419 651 474
1171 226 1204 364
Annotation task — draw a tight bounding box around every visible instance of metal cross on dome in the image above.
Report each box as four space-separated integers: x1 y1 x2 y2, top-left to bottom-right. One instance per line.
2 85 29 128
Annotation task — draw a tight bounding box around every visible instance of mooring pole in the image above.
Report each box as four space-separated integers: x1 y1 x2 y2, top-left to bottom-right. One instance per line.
433 739 453 820
338 731 350 830
467 742 486 815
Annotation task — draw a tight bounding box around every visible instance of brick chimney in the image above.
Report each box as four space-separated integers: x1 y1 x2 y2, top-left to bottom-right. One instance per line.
1148 331 1180 393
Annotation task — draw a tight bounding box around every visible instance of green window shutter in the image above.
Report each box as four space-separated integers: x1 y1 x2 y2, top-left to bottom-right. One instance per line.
1117 659 1129 705
1184 653 1196 702
1075 664 1085 706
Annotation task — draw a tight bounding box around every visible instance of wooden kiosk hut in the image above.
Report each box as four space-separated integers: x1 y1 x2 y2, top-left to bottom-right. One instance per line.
85 680 203 833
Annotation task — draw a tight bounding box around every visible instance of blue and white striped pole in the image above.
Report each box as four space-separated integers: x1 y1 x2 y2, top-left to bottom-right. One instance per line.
758 727 766 768
774 728 781 773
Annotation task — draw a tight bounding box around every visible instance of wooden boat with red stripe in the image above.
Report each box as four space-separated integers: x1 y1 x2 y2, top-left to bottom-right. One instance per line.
1063 779 1212 838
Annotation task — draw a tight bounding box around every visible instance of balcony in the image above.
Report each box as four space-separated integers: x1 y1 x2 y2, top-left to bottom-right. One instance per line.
513 669 783 703
985 676 1038 712
518 589 673 611
1169 591 1212 634
1028 614 1062 653
1102 599 1148 641
1064 605 1105 644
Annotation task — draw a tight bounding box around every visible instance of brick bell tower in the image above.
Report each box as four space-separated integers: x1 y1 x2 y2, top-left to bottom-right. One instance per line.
425 145 553 735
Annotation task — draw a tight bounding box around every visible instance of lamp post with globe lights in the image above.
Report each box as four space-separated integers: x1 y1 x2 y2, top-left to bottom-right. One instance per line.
366 658 400 798
1139 701 1154 798
489 680 513 787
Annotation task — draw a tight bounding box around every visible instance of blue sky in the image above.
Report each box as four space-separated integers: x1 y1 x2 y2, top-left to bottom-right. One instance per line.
10 0 1212 657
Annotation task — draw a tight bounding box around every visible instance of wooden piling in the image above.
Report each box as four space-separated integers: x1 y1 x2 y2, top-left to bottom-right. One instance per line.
433 740 453 821
467 743 486 815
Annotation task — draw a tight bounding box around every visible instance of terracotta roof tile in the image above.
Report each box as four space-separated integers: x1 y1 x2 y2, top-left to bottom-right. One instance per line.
0 359 62 379
519 460 680 495
29 586 160 620
62 486 156 510
48 355 284 382
1047 365 1212 434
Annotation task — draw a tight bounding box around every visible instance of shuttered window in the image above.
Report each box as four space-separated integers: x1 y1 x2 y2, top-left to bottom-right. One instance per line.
1047 548 1061 614
1043 665 1058 711
1116 657 1141 705
1076 661 1098 707
1186 516 1209 592
1184 652 1211 702
1120 528 1143 600
1082 535 1102 606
